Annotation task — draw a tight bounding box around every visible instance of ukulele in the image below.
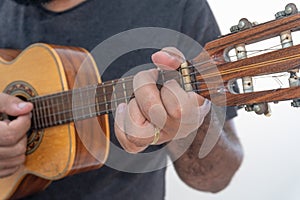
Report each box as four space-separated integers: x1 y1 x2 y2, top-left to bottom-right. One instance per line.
1 3 300 199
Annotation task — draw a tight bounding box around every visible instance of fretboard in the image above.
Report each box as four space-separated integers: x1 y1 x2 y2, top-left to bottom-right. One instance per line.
29 69 196 130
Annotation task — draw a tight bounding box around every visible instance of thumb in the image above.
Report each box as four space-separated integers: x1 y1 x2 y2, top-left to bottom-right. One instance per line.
0 93 33 116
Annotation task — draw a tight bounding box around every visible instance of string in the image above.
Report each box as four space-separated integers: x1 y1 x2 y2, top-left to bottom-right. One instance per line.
34 69 296 126
30 43 300 129
31 84 231 129
31 54 300 126
228 43 284 59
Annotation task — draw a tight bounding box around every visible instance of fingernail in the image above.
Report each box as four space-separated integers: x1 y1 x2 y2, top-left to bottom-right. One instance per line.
18 102 28 109
161 48 184 62
160 51 174 59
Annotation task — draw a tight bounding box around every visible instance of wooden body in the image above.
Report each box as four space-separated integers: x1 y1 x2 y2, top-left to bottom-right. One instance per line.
0 44 110 199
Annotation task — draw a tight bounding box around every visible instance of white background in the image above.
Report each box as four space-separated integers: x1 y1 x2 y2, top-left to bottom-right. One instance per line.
166 0 300 200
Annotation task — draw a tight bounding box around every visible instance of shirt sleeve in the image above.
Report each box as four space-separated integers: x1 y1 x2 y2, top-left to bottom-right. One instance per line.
180 0 221 46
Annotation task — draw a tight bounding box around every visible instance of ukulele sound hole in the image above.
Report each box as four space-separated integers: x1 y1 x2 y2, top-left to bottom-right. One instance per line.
3 81 44 155
26 128 44 155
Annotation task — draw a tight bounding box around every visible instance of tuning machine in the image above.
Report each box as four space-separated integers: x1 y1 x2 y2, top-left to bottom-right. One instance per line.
231 20 271 116
230 18 258 33
275 3 298 19
289 71 300 107
276 3 300 108
234 42 272 116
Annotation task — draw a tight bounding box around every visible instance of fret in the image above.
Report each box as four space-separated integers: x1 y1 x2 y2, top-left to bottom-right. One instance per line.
79 88 85 120
102 83 109 113
88 86 95 118
61 94 66 123
85 87 92 118
112 81 118 111
161 70 165 85
42 98 48 127
50 97 56 125
122 78 128 104
45 98 51 127
66 92 73 122
32 99 39 130
95 89 100 115
39 98 45 128
56 95 62 125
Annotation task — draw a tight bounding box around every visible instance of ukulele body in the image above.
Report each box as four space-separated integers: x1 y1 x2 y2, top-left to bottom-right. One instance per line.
0 43 110 200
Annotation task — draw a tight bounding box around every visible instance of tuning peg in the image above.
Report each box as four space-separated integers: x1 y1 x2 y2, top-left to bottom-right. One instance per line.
245 103 272 116
275 3 298 19
230 18 258 33
289 71 300 107
280 30 293 48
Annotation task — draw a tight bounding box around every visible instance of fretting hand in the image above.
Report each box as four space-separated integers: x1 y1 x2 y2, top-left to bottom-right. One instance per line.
114 47 211 153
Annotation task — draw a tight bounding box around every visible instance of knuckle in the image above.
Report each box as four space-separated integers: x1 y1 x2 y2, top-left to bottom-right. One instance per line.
142 96 156 113
170 104 182 119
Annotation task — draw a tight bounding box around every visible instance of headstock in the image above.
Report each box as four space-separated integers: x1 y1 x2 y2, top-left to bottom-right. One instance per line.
191 3 300 116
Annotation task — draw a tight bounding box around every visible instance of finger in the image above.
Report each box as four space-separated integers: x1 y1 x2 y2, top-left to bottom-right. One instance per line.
114 103 149 153
0 154 26 170
124 99 155 139
160 80 210 139
0 166 20 178
151 47 185 70
0 93 33 116
133 69 167 128
0 136 27 158
161 80 205 121
114 127 148 154
115 100 155 145
0 114 31 146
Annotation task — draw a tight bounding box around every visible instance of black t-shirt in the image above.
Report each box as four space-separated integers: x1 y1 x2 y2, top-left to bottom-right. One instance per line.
0 0 237 199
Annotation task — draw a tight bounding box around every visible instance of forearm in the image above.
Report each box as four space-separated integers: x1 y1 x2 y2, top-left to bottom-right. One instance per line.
167 110 243 193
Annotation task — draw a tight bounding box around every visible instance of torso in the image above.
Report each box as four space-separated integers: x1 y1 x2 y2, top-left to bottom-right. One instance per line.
0 0 224 199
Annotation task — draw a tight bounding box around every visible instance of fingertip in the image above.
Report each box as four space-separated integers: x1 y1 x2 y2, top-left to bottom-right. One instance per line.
16 102 33 113
152 51 182 70
17 102 32 109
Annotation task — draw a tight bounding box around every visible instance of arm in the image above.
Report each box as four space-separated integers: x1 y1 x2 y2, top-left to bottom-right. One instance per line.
114 47 243 192
168 114 243 193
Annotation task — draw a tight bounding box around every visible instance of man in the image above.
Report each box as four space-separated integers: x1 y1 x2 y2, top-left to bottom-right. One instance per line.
0 0 243 199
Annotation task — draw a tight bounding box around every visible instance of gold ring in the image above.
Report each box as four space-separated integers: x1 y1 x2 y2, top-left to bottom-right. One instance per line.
151 127 160 145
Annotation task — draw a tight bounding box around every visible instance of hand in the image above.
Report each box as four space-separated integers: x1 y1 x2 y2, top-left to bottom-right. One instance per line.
0 93 33 178
114 47 211 153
